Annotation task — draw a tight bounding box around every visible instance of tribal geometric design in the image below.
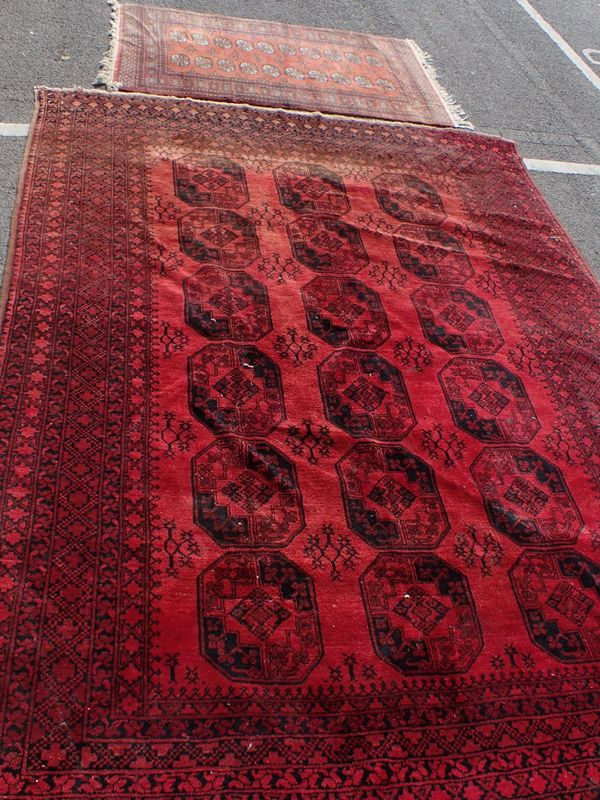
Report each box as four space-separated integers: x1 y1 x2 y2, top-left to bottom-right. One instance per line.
301 275 389 348
152 243 183 275
318 350 415 439
274 327 318 366
507 341 544 378
198 551 322 681
454 524 505 577
394 336 433 371
372 172 446 226
471 447 584 547
184 266 272 341
274 162 350 215
356 213 395 236
439 357 540 443
367 259 407 291
191 436 305 547
188 343 285 435
394 225 474 283
159 320 189 357
287 214 369 273
178 207 260 267
247 202 288 231
337 442 449 548
303 523 358 582
160 410 196 457
360 553 483 674
173 155 249 207
285 419 334 464
112 7 461 125
412 285 504 354
544 425 581 466
256 253 302 283
510 550 599 663
421 423 466 468
0 89 597 799
162 519 201 577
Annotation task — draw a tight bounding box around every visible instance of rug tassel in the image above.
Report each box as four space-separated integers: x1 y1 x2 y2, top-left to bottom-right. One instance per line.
408 41 473 129
95 0 122 89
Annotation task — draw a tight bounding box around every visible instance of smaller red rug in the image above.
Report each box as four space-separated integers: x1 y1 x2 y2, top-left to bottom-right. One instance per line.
101 2 464 126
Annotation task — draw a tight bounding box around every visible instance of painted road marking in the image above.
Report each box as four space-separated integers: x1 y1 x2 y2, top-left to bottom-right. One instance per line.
0 123 29 136
583 48 600 66
523 158 600 175
514 0 600 93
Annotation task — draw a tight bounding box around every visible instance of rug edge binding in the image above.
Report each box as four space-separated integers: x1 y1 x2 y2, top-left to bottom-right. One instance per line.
407 40 473 129
95 0 122 90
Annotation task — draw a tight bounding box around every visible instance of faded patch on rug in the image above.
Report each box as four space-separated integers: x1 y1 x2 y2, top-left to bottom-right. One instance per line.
99 2 468 126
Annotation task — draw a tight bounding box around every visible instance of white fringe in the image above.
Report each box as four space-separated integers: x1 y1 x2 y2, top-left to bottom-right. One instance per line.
407 40 473 129
94 0 122 89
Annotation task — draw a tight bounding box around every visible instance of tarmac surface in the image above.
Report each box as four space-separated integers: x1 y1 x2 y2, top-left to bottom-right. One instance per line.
1 0 599 276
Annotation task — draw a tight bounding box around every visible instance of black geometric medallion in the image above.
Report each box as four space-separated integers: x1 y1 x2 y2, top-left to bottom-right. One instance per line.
188 343 285 436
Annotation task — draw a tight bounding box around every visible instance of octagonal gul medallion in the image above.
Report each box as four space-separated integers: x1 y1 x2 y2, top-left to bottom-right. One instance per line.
337 442 449 549
471 447 583 547
361 553 482 675
509 549 600 663
393 225 473 283
287 214 369 274
192 437 305 547
301 275 389 348
412 285 503 355
439 358 540 443
189 343 285 436
178 208 260 267
173 155 249 207
372 172 446 226
184 267 272 341
198 551 322 682
274 162 350 215
318 350 415 440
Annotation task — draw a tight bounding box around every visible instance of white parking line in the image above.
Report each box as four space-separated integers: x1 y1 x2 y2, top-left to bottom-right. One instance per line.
0 123 29 136
523 158 600 175
514 0 600 93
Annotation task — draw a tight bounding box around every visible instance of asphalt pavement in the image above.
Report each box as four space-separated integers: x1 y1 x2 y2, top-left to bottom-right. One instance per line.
1 0 599 276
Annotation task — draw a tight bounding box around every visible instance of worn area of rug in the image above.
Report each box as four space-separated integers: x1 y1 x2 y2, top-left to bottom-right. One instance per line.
0 88 598 798
104 3 461 126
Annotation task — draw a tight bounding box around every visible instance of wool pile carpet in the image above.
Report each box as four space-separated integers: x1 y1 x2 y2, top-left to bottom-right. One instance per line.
102 3 462 126
0 88 598 797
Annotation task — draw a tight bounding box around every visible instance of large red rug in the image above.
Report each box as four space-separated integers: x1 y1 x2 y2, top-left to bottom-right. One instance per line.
1 88 598 798
103 3 462 126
